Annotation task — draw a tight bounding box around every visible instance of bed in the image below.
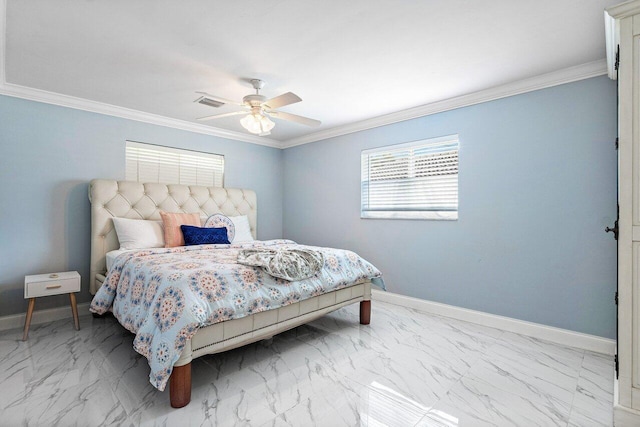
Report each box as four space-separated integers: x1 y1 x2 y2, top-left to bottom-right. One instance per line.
88 179 378 408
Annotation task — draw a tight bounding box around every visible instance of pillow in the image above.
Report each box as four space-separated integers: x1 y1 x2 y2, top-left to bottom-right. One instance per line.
112 218 164 250
204 214 236 242
230 215 254 242
181 225 230 246
160 212 201 247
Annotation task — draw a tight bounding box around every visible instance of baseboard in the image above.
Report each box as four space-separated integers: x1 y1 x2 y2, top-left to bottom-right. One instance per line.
0 302 91 332
372 290 615 355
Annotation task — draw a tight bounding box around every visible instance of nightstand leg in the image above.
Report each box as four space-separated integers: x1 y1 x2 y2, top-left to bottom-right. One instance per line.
69 293 80 330
23 298 36 341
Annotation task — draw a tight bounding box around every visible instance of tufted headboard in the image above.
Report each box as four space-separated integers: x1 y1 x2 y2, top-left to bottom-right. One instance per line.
89 179 257 294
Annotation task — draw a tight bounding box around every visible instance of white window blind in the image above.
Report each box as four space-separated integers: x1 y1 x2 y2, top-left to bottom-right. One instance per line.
125 141 224 187
361 135 459 220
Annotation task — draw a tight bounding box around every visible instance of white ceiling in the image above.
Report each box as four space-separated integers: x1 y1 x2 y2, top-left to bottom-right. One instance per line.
2 0 622 144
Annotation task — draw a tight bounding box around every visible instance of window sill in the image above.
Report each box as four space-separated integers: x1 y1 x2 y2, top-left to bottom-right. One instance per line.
361 211 458 220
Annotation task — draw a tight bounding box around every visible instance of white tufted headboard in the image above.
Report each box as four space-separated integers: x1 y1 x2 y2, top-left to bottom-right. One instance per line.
89 179 257 294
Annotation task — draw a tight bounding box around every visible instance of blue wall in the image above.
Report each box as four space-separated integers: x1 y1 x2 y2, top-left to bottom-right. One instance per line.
283 76 617 338
0 76 618 338
0 95 283 316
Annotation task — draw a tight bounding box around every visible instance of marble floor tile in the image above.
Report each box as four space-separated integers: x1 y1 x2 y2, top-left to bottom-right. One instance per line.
567 377 614 427
309 305 420 347
263 377 431 427
567 351 615 427
418 375 571 426
464 341 581 408
5 377 128 426
497 331 586 368
218 340 348 415
0 301 614 426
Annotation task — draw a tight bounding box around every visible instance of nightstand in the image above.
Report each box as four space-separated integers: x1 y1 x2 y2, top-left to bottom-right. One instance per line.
23 271 81 340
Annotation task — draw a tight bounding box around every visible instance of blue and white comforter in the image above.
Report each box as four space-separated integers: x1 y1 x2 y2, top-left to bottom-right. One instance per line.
90 239 381 391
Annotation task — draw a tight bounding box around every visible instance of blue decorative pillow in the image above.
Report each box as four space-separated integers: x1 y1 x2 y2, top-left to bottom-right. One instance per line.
180 225 230 246
204 214 236 242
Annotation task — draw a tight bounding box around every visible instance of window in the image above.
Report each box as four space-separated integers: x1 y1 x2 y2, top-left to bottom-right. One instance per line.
125 141 224 187
361 135 459 220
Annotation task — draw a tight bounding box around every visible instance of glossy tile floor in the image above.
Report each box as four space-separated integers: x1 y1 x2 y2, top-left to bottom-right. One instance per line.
0 301 613 426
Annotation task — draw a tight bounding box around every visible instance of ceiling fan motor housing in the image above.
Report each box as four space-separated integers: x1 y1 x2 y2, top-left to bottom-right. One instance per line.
243 94 267 107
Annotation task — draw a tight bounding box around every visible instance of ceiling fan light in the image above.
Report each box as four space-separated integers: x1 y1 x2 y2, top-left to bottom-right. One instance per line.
259 115 275 133
240 114 262 134
240 112 275 135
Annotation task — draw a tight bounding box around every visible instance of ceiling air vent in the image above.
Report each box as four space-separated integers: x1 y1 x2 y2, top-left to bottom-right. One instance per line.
195 96 224 108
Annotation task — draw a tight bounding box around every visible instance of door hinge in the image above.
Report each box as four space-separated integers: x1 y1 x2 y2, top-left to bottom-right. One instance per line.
615 354 619 378
615 292 618 305
606 219 619 240
615 46 620 71
615 137 619 150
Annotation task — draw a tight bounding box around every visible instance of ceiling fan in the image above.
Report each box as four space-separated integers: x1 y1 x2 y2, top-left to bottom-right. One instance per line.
195 79 321 136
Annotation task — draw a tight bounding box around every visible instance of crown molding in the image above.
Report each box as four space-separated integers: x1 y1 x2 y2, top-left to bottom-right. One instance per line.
281 59 608 149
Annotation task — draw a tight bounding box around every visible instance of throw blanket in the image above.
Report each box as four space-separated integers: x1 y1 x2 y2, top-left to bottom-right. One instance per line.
89 240 381 391
237 248 324 281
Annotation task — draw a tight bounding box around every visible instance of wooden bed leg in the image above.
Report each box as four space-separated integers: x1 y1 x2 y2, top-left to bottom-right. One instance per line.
170 363 192 408
360 300 371 325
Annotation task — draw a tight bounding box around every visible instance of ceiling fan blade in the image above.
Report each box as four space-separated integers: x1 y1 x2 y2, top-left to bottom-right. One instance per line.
263 92 302 109
195 91 243 106
197 110 249 121
267 110 321 127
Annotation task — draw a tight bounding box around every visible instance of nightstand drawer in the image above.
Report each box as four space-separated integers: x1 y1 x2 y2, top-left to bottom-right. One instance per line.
25 276 80 298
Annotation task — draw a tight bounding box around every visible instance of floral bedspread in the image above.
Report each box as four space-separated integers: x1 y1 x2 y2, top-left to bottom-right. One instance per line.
90 239 381 391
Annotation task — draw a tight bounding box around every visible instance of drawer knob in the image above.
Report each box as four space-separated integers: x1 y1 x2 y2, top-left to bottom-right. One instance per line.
46 284 62 290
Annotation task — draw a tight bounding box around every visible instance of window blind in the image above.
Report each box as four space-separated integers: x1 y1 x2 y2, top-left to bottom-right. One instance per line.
361 135 459 220
125 141 224 187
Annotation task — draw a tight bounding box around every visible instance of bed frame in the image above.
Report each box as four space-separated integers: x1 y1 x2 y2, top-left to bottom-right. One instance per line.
89 179 372 407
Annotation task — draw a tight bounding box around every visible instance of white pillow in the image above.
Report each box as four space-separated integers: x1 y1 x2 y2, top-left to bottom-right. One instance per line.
230 215 254 242
112 218 165 250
